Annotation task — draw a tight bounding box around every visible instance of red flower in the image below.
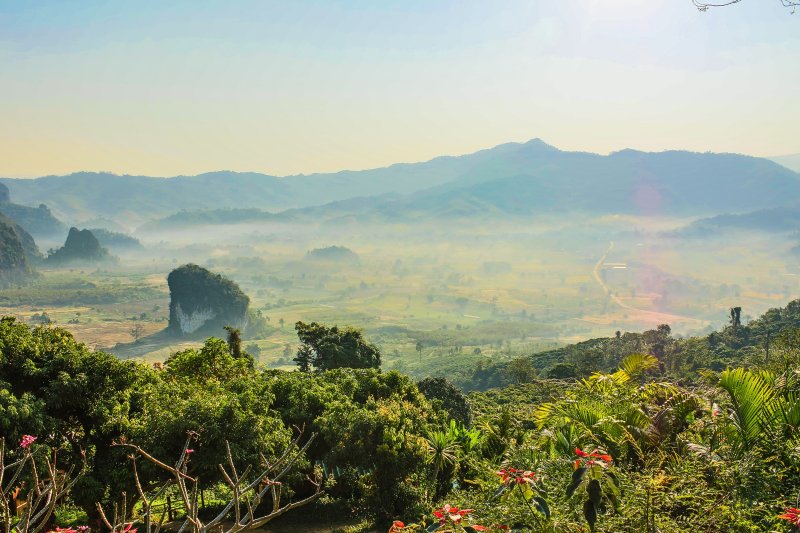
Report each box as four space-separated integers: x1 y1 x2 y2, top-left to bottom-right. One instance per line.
496 467 536 485
575 447 612 468
388 520 405 532
778 507 800 526
20 435 37 449
433 504 473 524
185 449 195 455
121 523 137 533
590 452 612 463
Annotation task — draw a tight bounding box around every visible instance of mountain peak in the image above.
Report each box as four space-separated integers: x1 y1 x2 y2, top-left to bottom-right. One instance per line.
522 138 558 151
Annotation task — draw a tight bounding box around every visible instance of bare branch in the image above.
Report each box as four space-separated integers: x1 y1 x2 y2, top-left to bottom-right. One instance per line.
102 430 321 533
693 0 798 11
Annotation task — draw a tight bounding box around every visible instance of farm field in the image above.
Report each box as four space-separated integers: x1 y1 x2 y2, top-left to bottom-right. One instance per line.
3 216 797 380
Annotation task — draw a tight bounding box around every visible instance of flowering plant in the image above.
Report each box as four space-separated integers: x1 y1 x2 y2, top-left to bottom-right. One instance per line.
492 466 550 522
495 468 536 486
20 435 37 449
566 447 620 532
778 507 800 532
573 447 612 469
388 504 508 532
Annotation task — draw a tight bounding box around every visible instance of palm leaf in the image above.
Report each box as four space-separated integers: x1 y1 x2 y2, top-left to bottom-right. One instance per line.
719 368 777 451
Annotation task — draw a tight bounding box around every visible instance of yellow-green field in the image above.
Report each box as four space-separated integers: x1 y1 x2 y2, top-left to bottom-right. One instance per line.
2 216 797 378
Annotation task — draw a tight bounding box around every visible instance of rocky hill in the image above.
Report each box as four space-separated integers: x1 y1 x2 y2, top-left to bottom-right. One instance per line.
166 264 250 337
46 227 115 265
0 214 40 288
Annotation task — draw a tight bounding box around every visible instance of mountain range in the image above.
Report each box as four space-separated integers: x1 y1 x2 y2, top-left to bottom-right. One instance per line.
2 139 799 230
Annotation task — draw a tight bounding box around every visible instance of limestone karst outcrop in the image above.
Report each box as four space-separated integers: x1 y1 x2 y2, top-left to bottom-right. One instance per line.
0 214 41 288
166 263 250 336
46 227 115 265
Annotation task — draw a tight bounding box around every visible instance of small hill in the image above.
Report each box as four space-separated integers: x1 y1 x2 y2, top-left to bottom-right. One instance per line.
672 205 800 238
167 264 250 337
89 228 143 251
0 214 39 288
46 227 116 265
0 182 65 238
0 213 42 263
137 208 289 233
304 245 359 264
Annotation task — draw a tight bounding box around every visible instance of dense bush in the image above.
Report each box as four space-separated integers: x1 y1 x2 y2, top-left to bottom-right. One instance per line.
1 306 799 532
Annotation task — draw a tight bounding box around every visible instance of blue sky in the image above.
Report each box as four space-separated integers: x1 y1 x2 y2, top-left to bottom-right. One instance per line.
1 0 798 177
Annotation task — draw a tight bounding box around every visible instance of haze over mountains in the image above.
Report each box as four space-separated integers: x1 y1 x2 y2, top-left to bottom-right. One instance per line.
2 139 799 232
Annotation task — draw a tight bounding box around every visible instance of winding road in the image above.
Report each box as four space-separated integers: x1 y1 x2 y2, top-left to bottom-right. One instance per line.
591 241 706 326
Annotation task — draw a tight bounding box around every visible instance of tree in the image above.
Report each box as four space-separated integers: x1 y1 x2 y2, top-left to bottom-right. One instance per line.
293 321 381 371
417 377 473 426
642 324 672 370
730 306 742 329
505 356 537 385
130 323 144 342
224 325 242 358
0 317 151 519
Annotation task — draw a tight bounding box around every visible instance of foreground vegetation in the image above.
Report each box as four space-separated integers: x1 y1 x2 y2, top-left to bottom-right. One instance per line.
1 296 800 532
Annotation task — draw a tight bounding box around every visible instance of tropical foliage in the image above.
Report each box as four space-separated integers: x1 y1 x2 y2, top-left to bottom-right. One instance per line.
0 302 799 532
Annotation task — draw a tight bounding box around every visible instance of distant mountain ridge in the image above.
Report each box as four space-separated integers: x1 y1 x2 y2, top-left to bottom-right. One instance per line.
0 182 65 238
3 140 799 226
672 205 800 238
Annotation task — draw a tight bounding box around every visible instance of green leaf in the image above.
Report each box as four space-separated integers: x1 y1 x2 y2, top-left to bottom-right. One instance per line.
587 479 602 507
533 496 551 518
566 467 587 497
583 499 597 532
491 483 508 501
719 367 777 451
606 488 622 514
522 484 534 502
426 523 442 532
603 473 620 496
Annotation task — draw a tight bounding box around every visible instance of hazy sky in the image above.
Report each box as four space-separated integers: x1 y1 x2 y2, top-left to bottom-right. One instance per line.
1 0 798 177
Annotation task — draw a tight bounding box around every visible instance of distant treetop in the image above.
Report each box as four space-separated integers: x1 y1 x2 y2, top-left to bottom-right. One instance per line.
304 245 359 263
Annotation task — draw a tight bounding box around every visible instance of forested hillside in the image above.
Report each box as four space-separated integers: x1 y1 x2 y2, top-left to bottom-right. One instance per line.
2 297 799 532
454 298 800 392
